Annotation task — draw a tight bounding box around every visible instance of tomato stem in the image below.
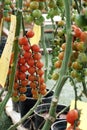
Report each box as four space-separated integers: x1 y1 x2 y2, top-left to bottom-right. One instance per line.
42 0 73 129
41 23 48 82
67 76 78 109
22 15 26 36
0 0 22 116
74 0 80 14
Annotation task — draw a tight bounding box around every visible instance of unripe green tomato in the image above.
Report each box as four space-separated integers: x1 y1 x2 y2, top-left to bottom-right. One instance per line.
58 20 65 27
78 53 87 63
32 9 42 18
4 5 10 10
48 0 56 8
30 1 39 10
54 38 61 45
52 73 59 80
24 15 34 23
39 2 45 10
34 15 44 25
47 9 56 18
71 13 76 22
58 29 64 37
53 8 59 16
5 0 11 5
12 96 19 102
34 19 41 25
70 70 78 78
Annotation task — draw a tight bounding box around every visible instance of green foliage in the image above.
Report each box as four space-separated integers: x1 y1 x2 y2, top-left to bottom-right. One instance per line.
0 111 12 130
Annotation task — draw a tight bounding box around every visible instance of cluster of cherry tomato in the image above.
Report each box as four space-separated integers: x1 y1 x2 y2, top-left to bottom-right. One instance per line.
48 20 66 80
23 0 45 25
2 0 45 24
69 25 87 82
66 109 80 130
8 29 47 101
2 0 17 22
23 0 64 23
47 0 87 81
2 0 87 26
50 23 87 83
2 0 65 25
46 0 64 19
3 0 14 22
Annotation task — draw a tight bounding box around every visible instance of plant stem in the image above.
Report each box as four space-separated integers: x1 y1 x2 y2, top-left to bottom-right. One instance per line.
74 0 80 14
53 0 72 100
82 80 87 97
41 24 48 82
44 1 56 30
68 76 78 109
42 0 72 129
7 96 42 130
0 0 22 116
0 88 5 97
22 15 26 36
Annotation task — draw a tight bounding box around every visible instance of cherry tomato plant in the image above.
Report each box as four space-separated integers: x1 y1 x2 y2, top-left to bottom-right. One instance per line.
0 0 87 130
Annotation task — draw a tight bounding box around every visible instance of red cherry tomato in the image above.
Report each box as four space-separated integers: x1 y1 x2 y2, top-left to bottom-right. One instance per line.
19 36 28 45
72 25 82 38
23 44 31 51
31 44 40 52
18 57 25 65
26 29 35 38
66 109 78 125
27 58 35 66
36 60 44 69
19 73 26 80
33 53 42 60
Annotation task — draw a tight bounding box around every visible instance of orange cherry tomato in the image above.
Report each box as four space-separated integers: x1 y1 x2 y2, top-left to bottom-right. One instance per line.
80 31 87 42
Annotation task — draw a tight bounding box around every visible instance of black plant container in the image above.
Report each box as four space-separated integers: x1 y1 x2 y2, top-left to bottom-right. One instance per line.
0 36 7 56
19 87 54 129
34 103 69 130
51 120 67 130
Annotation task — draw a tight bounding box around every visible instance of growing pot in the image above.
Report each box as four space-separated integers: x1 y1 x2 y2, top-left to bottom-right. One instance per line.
34 103 69 130
19 87 54 129
0 36 7 56
51 120 67 130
